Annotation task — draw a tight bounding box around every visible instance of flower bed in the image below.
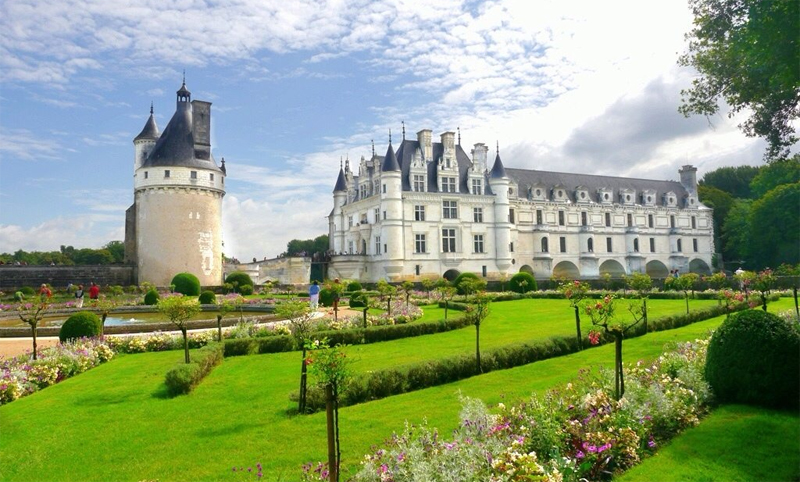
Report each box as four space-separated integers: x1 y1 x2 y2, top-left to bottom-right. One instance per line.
348 338 713 482
0 338 115 405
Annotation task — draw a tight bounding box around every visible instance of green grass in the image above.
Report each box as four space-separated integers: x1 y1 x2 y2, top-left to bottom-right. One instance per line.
1 298 794 481
616 404 800 482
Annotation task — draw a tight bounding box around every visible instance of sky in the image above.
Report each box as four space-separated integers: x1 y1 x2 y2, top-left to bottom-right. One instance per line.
0 0 776 261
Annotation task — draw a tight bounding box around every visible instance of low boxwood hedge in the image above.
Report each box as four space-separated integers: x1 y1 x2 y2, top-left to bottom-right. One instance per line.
164 343 224 396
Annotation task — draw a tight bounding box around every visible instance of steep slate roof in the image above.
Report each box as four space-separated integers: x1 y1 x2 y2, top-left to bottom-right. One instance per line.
505 168 689 203
393 139 472 193
381 143 401 172
489 152 508 179
333 167 347 192
134 109 160 141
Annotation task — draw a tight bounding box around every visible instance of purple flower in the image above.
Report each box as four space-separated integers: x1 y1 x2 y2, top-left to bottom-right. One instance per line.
576 450 585 459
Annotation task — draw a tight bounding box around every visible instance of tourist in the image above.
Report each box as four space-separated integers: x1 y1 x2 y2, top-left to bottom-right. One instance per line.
75 284 85 308
308 280 321 310
39 283 52 300
332 278 341 312
89 282 100 300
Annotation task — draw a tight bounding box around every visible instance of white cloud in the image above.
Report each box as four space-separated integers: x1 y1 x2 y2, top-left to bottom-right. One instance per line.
0 217 123 252
0 128 65 161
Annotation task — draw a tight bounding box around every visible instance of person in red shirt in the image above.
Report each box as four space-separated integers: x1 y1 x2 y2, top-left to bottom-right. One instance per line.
39 283 52 300
88 282 100 300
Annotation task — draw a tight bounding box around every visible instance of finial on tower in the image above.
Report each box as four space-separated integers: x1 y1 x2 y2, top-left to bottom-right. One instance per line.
496 140 499 156
389 129 392 144
340 156 343 169
371 139 375 157
458 127 461 146
150 101 154 115
402 121 405 140
182 70 186 86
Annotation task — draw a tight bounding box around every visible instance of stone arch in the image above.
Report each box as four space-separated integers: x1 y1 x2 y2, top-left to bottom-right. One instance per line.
519 265 534 274
689 258 711 275
599 259 626 277
646 260 669 278
442 269 461 281
553 261 580 279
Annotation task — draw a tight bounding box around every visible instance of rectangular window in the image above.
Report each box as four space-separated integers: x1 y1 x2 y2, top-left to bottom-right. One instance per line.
348 216 353 228
382 184 386 194
443 200 458 219
627 213 633 227
360 185 367 199
581 212 587 226
691 216 697 229
373 180 379 195
536 210 543 225
348 241 353 254
693 238 698 252
413 175 425 192
383 211 386 220
415 265 421 276
560 236 567 253
670 215 676 228
384 244 387 253
473 235 484 253
606 237 613 253
509 209 515 224
414 205 425 221
605 212 611 227
374 208 380 223
164 170 170 178
509 242 514 252
650 237 655 252
677 239 683 252
415 234 426 254
375 236 381 255
473 207 483 223
648 214 654 228
558 211 565 226
471 179 482 195
442 177 456 193
442 228 456 253
190 171 197 179
144 171 148 179
482 265 487 277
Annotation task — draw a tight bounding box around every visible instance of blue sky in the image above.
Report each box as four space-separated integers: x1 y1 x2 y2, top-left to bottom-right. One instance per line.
0 0 774 260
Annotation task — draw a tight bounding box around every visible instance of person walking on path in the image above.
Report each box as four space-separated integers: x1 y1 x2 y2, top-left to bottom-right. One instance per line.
88 282 100 300
308 280 321 310
39 284 52 300
75 284 85 308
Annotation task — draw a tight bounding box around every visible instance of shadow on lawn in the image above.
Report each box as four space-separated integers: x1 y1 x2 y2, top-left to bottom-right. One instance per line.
195 422 264 438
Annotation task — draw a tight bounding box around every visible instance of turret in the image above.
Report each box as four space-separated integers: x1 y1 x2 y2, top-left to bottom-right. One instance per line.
489 145 512 272
133 102 160 172
331 165 348 254
380 140 404 279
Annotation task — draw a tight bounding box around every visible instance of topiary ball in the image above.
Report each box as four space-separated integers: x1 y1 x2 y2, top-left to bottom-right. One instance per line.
144 289 160 305
346 280 363 292
238 284 254 296
224 271 254 292
198 290 216 304
349 292 368 308
705 310 800 409
59 311 102 342
453 272 480 295
509 272 537 293
20 286 36 296
319 288 335 307
171 273 201 296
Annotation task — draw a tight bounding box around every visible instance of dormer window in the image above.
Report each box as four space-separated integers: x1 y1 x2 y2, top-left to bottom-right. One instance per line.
598 188 613 204
471 179 482 195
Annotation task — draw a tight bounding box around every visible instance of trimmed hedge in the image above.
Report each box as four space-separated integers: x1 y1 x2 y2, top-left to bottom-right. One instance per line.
164 343 224 396
319 288 335 307
171 273 201 296
198 290 216 304
144 289 160 305
59 311 102 342
224 271 254 291
346 281 363 292
453 272 480 295
705 310 800 409
509 272 537 293
349 292 368 308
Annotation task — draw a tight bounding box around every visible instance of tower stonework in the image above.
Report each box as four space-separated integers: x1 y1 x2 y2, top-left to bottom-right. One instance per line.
125 81 226 287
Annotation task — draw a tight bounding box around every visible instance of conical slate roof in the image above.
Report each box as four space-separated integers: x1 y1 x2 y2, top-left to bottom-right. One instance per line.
134 111 160 141
381 142 400 172
333 167 347 192
489 152 507 179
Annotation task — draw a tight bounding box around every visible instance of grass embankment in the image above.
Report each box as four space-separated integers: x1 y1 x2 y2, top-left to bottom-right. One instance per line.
0 298 793 481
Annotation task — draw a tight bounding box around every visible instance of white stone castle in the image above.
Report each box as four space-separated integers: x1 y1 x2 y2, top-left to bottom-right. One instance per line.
327 129 714 282
124 80 226 286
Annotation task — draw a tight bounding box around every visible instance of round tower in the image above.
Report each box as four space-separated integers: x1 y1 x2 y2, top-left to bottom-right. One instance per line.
132 80 226 287
133 102 160 172
488 146 512 273
380 140 404 280
331 164 348 254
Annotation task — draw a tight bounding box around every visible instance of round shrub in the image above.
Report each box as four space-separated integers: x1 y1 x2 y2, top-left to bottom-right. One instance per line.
171 272 201 296
59 311 102 342
705 310 800 409
509 272 537 293
225 271 254 292
238 284 254 296
453 272 480 295
319 288 335 307
346 280 363 292
198 290 216 304
349 292 368 308
19 286 36 296
143 289 160 305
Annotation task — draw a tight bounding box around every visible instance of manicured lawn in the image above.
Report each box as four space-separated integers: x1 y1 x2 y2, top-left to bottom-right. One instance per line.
0 298 794 481
616 404 800 482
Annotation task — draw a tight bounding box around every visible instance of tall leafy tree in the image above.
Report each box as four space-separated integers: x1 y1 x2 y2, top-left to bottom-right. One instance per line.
749 156 800 198
748 183 800 269
722 199 753 266
679 0 800 160
699 165 760 198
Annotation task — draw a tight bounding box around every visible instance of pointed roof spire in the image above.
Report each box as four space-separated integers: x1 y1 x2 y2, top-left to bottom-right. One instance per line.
371 139 375 157
458 127 461 146
490 141 507 179
402 121 405 140
177 72 191 101
389 128 392 144
134 102 160 141
333 162 347 192
221 157 226 174
381 139 400 172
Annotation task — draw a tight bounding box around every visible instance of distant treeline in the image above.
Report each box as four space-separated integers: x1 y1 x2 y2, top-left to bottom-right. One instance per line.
0 242 125 265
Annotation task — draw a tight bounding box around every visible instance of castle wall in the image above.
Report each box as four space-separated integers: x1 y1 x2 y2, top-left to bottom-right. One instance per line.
0 265 135 289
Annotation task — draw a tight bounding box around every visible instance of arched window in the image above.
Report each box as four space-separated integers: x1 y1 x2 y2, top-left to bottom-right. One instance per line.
587 238 594 253
633 238 640 252
541 237 549 253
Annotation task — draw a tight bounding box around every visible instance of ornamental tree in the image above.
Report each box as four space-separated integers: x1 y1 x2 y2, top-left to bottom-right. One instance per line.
673 273 700 314
157 295 201 364
275 300 315 413
626 273 653 332
435 281 457 321
216 294 245 341
460 278 489 373
558 280 590 350
16 299 49 360
753 268 776 311
583 294 644 400
400 281 415 310
375 280 397 316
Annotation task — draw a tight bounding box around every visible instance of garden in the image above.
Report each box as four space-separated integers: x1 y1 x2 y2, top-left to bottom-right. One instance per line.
0 269 798 481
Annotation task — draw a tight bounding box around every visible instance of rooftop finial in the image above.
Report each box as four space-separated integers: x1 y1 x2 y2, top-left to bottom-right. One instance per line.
182 70 186 86
402 121 405 140
371 139 375 157
458 127 461 146
150 101 154 115
340 156 343 169
496 140 499 156
389 129 392 144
